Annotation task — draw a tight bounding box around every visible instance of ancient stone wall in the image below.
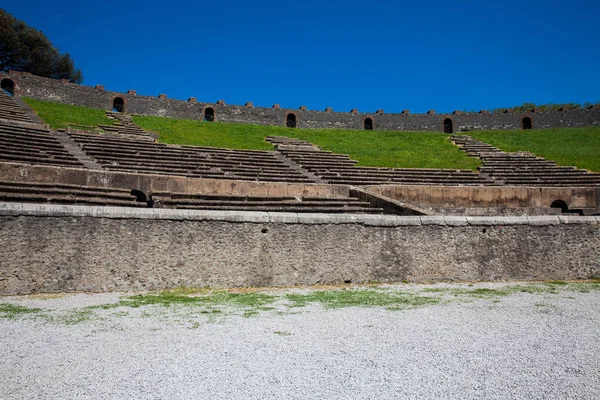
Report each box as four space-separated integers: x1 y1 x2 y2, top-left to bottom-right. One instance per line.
366 185 600 211
0 162 348 198
3 162 598 211
4 71 599 132
1 203 598 294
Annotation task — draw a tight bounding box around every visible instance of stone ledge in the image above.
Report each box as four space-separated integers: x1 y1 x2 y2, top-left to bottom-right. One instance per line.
0 203 598 226
527 216 561 226
466 216 529 226
559 215 598 224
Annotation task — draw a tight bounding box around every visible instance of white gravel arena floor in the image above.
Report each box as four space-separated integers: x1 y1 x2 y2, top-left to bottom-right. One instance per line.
1 281 599 400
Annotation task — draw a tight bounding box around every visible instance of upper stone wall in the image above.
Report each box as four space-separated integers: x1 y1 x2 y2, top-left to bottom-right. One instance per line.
3 71 600 132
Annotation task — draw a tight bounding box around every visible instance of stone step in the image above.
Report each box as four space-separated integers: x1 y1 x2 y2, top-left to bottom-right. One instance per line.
0 192 145 207
0 184 139 201
0 154 82 166
0 180 132 194
158 198 372 208
167 204 384 213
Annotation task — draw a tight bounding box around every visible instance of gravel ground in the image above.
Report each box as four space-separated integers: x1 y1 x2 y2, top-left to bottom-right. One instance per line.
1 282 599 400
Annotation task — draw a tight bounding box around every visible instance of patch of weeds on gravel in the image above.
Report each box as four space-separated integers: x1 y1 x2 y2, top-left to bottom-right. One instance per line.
274 331 292 336
43 309 97 325
421 288 447 293
285 289 441 311
0 303 43 319
534 302 557 314
89 289 279 318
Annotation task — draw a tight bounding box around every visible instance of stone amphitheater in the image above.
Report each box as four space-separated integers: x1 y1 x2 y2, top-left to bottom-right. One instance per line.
0 72 599 294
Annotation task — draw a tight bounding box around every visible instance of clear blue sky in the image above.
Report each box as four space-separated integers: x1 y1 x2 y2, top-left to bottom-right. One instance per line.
4 1 600 113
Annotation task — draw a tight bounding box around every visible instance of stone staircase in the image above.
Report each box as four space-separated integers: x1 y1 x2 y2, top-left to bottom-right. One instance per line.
453 135 600 186
98 111 154 140
0 90 33 123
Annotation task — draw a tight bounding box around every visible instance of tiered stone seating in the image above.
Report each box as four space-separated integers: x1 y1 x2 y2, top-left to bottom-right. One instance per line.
268 136 490 186
68 131 316 183
0 121 83 167
453 135 600 186
98 112 153 139
152 191 384 213
0 90 33 123
0 181 146 207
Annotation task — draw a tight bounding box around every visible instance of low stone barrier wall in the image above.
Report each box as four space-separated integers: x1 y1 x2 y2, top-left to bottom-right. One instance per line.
366 184 600 211
0 162 348 198
1 203 598 294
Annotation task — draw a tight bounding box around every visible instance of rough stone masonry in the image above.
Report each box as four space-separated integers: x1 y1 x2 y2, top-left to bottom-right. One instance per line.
0 204 598 294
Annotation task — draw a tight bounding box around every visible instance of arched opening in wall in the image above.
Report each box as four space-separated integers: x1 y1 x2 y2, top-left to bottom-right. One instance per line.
550 200 569 213
204 107 215 122
1 79 15 96
112 97 125 113
522 116 533 130
286 113 297 128
443 118 453 134
364 118 373 130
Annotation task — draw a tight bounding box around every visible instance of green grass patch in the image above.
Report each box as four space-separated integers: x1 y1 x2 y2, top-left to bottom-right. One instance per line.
468 127 600 172
286 288 441 310
134 115 480 170
0 303 42 319
22 98 114 130
47 309 95 325
91 289 278 316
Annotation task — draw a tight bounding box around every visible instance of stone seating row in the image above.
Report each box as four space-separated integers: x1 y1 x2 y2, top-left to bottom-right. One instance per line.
66 131 316 183
0 179 383 214
0 122 82 167
68 131 278 158
151 191 384 214
67 134 284 164
267 136 489 186
0 180 145 207
79 146 292 169
453 135 600 186
0 90 33 123
91 156 313 182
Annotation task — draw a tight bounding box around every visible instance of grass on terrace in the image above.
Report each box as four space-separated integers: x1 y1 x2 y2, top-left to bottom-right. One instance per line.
22 98 114 130
468 127 600 172
22 98 600 171
133 115 479 170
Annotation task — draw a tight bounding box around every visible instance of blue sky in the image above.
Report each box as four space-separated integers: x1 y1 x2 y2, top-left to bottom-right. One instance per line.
4 1 600 113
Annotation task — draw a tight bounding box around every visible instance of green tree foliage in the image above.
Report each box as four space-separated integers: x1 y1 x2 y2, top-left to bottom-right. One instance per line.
0 9 83 83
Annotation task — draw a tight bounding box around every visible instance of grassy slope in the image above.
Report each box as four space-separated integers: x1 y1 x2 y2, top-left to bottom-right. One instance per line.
133 115 480 170
22 98 114 130
469 127 600 172
25 98 600 171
